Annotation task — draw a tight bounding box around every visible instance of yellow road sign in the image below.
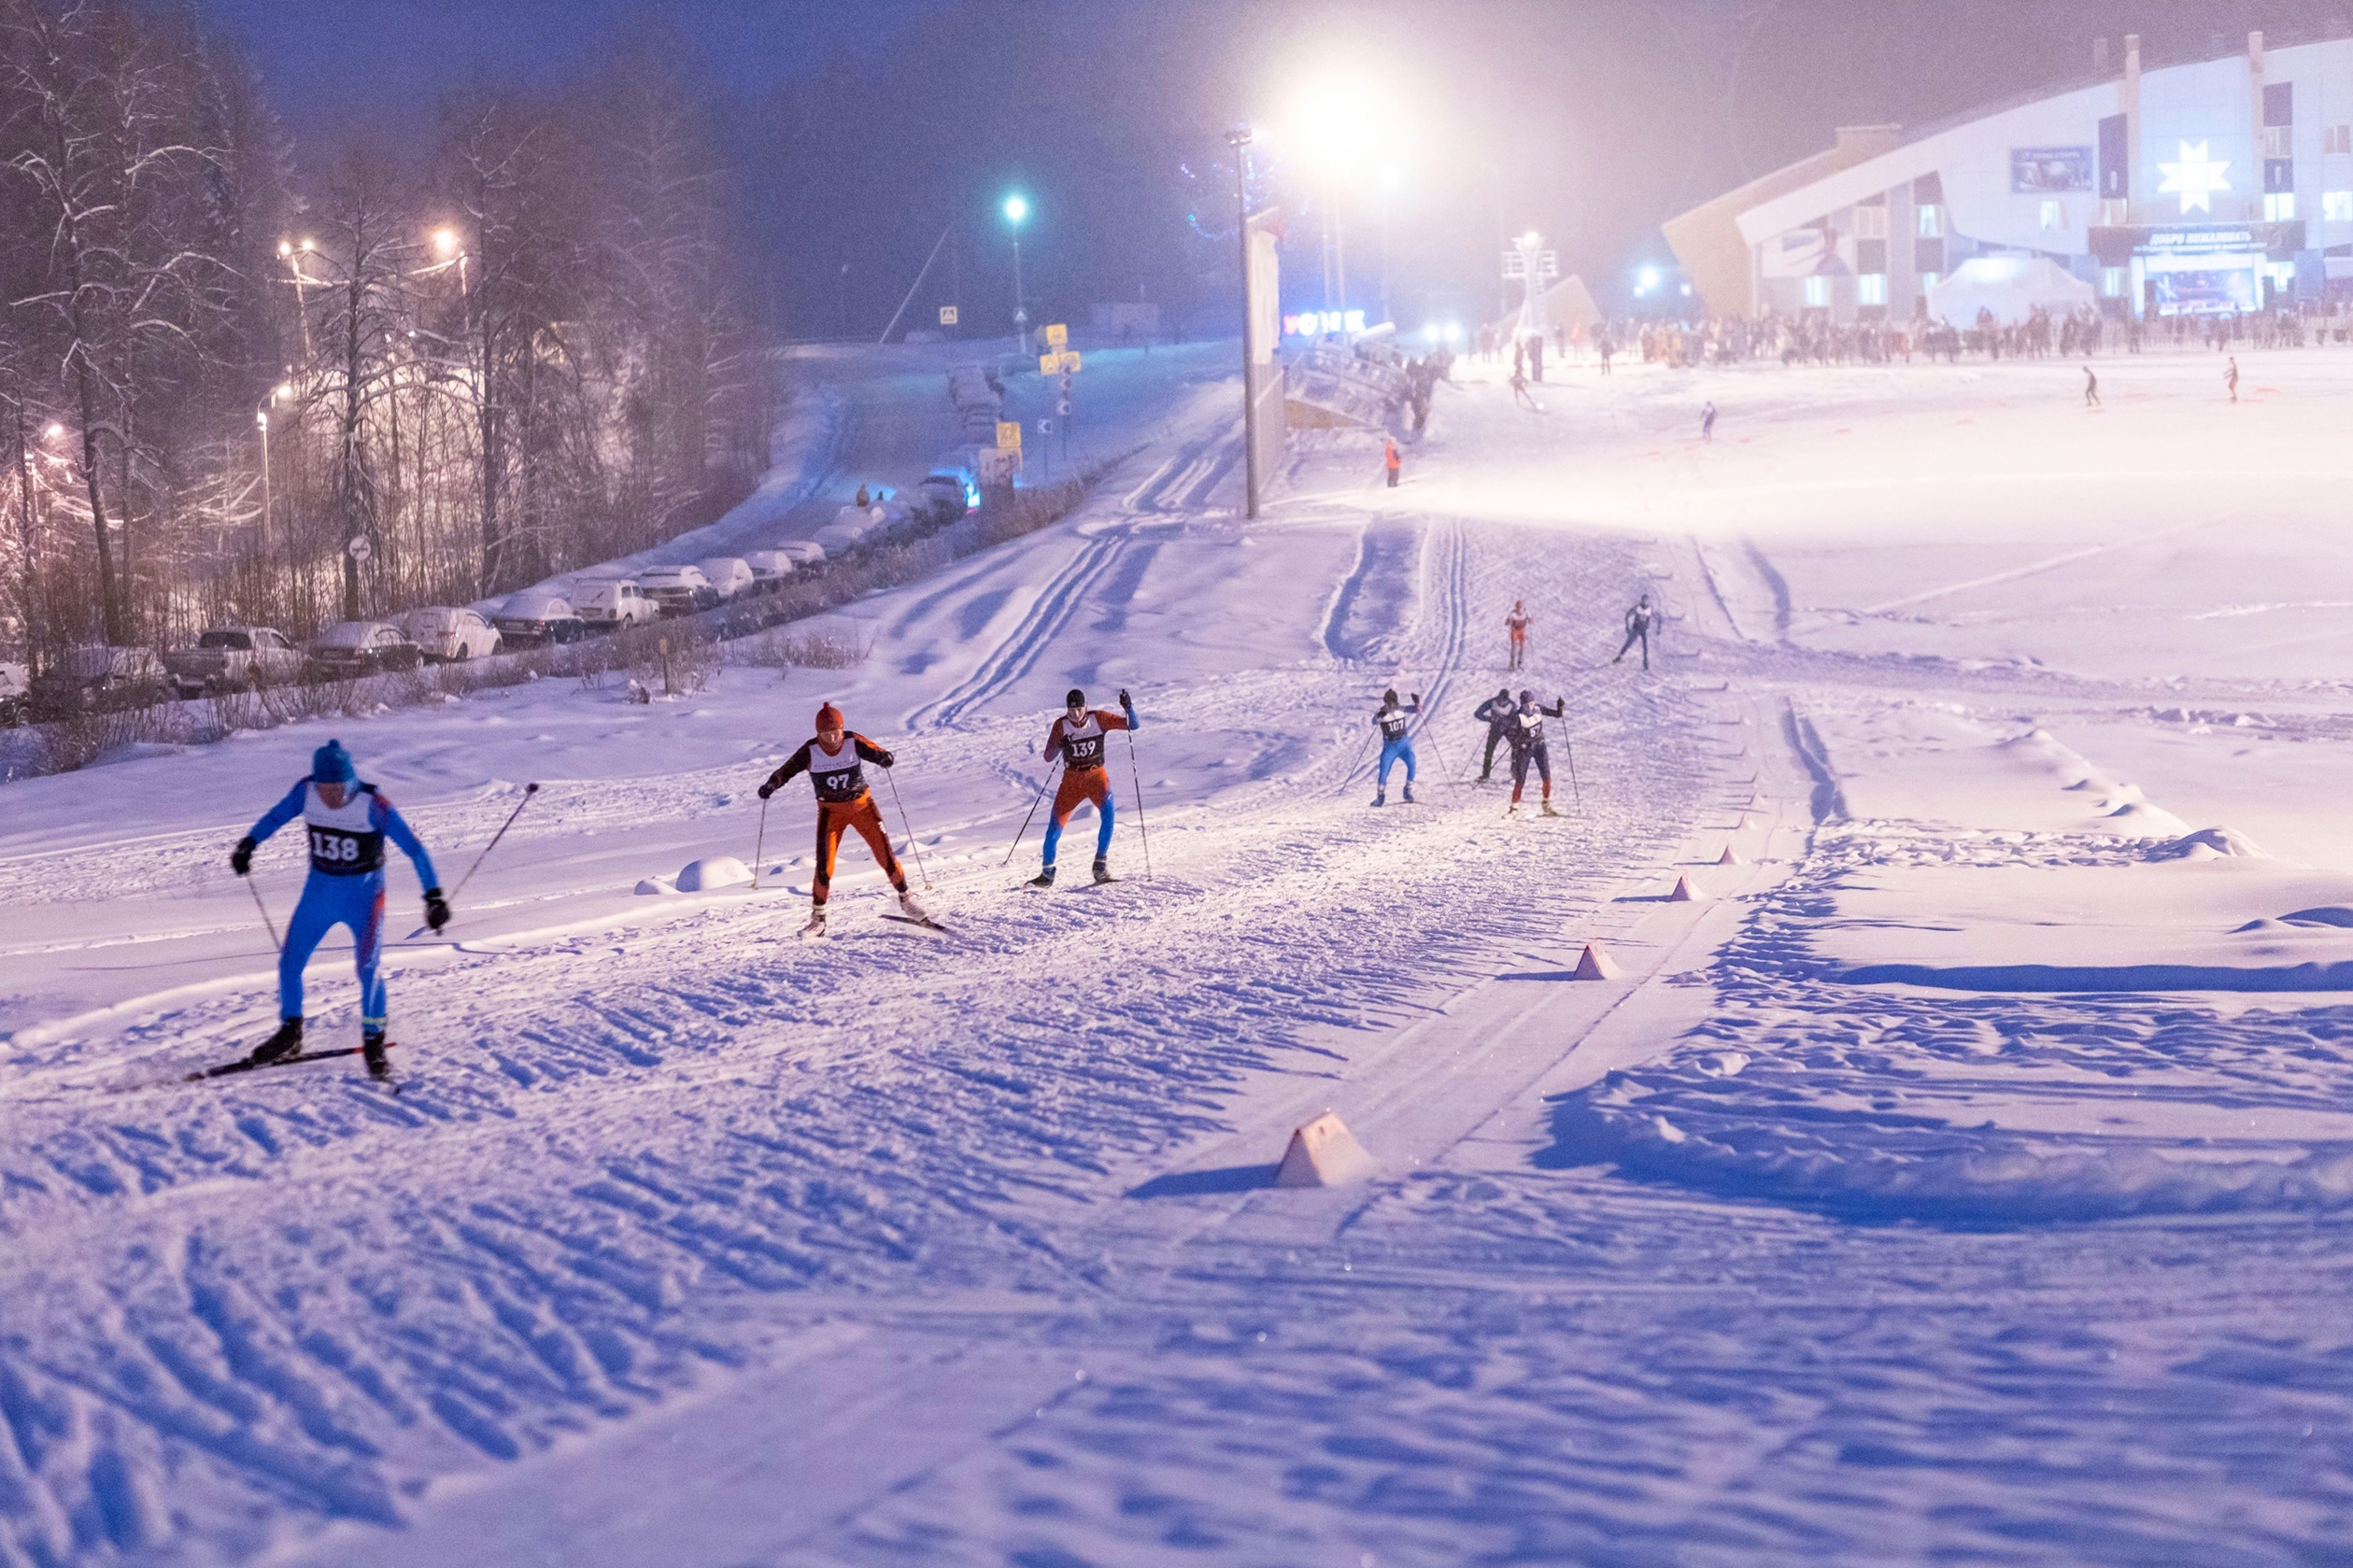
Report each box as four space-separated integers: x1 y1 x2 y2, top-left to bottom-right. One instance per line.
939 305 958 326
1044 323 1068 349
996 420 1022 450
1039 353 1059 374
1060 351 1081 374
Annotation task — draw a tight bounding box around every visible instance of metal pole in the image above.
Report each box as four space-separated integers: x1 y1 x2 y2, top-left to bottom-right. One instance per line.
1124 730 1152 881
447 783 541 909
886 767 931 890
256 408 272 557
879 219 956 346
1003 761 1061 866
1229 126 1261 520
247 874 281 953
750 795 769 890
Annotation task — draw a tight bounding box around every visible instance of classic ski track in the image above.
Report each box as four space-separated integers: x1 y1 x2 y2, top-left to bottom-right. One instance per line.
913 530 1132 731
0 513 1715 1564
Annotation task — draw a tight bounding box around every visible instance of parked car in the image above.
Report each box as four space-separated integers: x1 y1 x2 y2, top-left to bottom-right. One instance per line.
918 464 979 523
398 606 502 662
742 550 801 592
774 541 827 572
33 644 168 714
165 627 305 697
308 621 424 679
638 564 717 616
491 592 589 646
574 577 659 629
696 557 757 601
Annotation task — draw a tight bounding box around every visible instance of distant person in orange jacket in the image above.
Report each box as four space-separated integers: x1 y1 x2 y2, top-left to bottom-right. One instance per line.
1382 436 1401 488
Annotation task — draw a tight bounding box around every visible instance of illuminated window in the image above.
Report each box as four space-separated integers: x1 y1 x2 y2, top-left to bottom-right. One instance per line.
1853 205 1889 240
2330 125 2353 154
2327 191 2353 221
2101 266 2126 297
1920 271 1941 293
1857 274 1887 305
2265 125 2293 159
2098 198 2130 225
1803 275 1829 308
1917 204 1944 237
2039 199 2065 231
2264 191 2298 220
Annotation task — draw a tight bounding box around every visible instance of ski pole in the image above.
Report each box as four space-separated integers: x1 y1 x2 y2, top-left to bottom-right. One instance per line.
1003 761 1061 866
1124 730 1153 881
246 874 281 953
1566 739 1583 809
886 766 931 890
750 794 770 891
447 782 541 909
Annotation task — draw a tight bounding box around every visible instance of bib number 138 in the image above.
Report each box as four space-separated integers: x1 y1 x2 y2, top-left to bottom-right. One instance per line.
310 829 363 863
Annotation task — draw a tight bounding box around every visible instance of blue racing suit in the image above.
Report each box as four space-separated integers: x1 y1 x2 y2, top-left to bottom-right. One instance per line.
1374 699 1421 788
248 780 438 1031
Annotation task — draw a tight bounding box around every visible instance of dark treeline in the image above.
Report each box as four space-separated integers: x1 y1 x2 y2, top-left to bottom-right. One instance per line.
0 0 765 671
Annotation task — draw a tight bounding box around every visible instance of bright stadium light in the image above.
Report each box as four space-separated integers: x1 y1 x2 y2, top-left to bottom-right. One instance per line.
1002 193 1028 228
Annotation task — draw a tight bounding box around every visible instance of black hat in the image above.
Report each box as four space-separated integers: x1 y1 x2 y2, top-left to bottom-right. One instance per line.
1065 687 1086 707
1383 687 1398 704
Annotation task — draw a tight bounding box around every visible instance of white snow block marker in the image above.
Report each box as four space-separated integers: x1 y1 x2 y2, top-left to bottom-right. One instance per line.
1572 942 1621 981
1274 1111 1376 1188
676 855 753 893
1669 874 1704 902
1717 846 1746 866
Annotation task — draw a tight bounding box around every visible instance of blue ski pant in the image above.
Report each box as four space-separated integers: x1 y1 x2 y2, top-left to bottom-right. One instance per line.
279 871 388 1029
1042 765 1115 866
1377 736 1417 787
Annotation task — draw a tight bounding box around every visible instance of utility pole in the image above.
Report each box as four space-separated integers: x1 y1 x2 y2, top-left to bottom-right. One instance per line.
1229 125 1261 520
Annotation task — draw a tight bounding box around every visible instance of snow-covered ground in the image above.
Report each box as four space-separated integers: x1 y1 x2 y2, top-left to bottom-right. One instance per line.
7 340 2353 1565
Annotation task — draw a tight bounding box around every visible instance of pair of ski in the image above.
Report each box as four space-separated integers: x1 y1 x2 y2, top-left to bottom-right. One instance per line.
185 1042 403 1094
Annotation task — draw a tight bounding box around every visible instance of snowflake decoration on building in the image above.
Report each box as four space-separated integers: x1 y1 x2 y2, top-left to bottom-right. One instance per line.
2158 140 2231 214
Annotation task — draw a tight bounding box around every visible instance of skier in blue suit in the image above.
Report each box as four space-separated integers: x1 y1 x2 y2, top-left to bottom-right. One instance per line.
231 739 446 1077
1371 688 1421 807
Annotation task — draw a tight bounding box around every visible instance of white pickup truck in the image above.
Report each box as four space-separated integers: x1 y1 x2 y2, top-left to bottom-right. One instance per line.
165 627 304 697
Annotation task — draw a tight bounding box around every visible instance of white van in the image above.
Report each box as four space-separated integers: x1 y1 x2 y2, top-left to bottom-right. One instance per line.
575 578 659 628
697 557 757 601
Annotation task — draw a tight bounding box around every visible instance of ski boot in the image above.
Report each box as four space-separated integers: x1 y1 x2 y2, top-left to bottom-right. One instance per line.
1541 801 1563 818
898 890 930 922
1092 858 1114 884
1029 864 1056 888
1401 782 1416 803
1371 790 1386 808
361 1028 391 1081
1505 803 1520 818
249 1017 304 1066
800 906 828 939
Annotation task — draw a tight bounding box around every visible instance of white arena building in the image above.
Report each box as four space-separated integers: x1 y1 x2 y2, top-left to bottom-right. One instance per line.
1666 30 2352 325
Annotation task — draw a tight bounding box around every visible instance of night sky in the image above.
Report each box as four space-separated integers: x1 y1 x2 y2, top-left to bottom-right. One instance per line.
191 0 2353 335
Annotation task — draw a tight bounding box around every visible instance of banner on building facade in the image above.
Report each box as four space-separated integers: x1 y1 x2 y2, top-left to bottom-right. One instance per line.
2011 147 2094 192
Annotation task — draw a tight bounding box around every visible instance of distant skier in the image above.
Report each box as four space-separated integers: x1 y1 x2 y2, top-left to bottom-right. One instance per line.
1370 687 1421 806
1509 365 1538 409
229 739 446 1079
1383 435 1401 488
1613 594 1655 671
1032 686 1138 886
758 701 927 937
1701 401 1718 441
1506 690 1566 818
2226 356 2240 403
1474 686 1515 782
2083 365 2100 407
1506 600 1531 671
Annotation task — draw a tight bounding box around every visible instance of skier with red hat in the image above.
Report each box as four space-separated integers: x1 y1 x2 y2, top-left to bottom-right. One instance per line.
758 701 927 937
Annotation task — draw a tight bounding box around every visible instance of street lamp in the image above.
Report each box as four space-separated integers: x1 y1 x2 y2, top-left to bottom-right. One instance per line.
254 405 272 556
1003 192 1030 338
1226 126 1261 520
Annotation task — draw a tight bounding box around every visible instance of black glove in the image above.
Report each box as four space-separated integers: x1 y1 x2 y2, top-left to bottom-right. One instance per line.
231 836 255 876
874 749 896 769
1117 687 1132 709
758 783 774 800
423 887 450 932
1411 692 1421 705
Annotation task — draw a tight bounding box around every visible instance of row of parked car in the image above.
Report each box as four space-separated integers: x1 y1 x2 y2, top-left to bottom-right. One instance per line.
0 545 839 722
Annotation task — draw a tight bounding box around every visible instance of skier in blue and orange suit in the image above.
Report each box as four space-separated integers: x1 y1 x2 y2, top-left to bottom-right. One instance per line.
1032 686 1137 886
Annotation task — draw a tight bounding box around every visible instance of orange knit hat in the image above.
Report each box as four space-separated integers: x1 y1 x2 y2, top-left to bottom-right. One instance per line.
815 702 843 730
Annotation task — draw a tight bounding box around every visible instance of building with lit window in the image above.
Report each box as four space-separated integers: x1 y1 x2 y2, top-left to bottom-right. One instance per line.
1666 31 2347 323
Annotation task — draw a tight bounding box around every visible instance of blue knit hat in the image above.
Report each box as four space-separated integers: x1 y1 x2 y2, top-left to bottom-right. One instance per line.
311 739 354 785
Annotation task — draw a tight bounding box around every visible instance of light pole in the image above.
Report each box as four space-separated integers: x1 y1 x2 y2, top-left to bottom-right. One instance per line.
255 406 271 557
278 237 316 360
1228 126 1260 521
1003 192 1030 341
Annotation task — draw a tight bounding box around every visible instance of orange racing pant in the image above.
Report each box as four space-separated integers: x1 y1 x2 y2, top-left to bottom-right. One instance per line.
813 793 904 905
